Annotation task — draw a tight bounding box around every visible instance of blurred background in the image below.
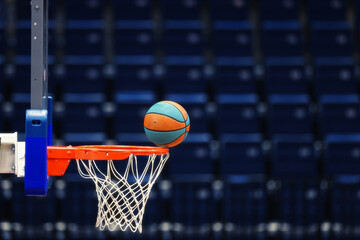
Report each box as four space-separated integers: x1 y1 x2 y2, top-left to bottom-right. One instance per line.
1 0 360 239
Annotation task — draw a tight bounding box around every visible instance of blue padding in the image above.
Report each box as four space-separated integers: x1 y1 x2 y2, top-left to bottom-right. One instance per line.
25 110 48 196
45 96 53 146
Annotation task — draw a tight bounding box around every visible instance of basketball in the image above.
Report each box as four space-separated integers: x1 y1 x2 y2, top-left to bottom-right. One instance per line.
144 101 190 147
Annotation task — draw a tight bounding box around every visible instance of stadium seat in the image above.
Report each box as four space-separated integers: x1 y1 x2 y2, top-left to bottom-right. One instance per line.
115 20 155 55
217 94 260 134
314 57 357 95
171 175 216 229
62 94 106 145
273 180 325 228
220 134 264 175
163 20 204 55
262 21 304 57
168 133 213 175
65 0 104 20
271 134 317 178
163 56 207 93
12 179 56 225
264 57 307 94
9 93 30 135
115 55 156 93
65 21 104 55
161 0 201 20
324 134 360 176
318 94 360 135
113 0 153 20
209 0 250 20
259 0 300 20
331 176 360 232
307 0 348 21
61 177 98 226
64 56 105 94
165 93 209 132
223 175 267 232
0 21 5 56
115 91 156 133
214 57 256 94
268 94 313 134
212 21 253 57
310 21 353 57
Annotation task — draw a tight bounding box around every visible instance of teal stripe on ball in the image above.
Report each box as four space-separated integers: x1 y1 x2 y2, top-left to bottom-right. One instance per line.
144 128 186 145
186 116 190 127
146 102 185 122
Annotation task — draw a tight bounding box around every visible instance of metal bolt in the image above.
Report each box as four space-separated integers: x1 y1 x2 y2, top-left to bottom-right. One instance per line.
61 172 64 175
35 5 39 9
11 166 15 171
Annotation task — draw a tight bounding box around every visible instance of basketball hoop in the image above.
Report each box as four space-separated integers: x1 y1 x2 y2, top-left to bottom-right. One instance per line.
47 146 170 232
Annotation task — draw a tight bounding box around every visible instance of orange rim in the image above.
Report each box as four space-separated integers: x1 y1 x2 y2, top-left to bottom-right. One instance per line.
47 145 169 177
47 145 169 160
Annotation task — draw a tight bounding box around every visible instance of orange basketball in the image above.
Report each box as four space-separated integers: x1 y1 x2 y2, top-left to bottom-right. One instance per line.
144 101 190 147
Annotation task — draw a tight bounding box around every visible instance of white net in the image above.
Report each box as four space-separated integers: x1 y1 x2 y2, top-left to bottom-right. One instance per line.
76 153 169 232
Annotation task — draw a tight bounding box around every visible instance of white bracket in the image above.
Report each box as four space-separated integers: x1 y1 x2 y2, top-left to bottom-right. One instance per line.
0 133 25 177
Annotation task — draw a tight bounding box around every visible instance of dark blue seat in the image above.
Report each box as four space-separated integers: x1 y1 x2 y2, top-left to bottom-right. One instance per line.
65 0 104 20
331 176 360 229
163 20 204 55
307 0 348 21
171 175 216 228
61 177 98 226
113 0 153 20
217 94 260 134
114 91 156 133
259 0 300 20
215 57 256 94
220 134 265 175
62 94 106 144
268 94 313 134
169 133 213 175
324 134 360 176
16 20 56 55
115 56 156 93
265 57 307 94
12 179 56 225
65 21 104 55
223 175 267 227
0 21 5 56
9 94 30 134
274 180 325 227
64 56 105 94
314 57 356 95
318 94 360 135
164 93 209 132
163 56 207 93
212 21 253 57
115 20 155 55
262 21 304 57
161 0 201 20
311 21 353 57
272 134 317 178
209 0 250 20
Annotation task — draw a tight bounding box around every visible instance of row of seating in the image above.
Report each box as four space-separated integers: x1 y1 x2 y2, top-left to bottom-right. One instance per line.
0 19 357 57
0 176 359 238
3 92 360 136
1 56 358 96
12 0 360 21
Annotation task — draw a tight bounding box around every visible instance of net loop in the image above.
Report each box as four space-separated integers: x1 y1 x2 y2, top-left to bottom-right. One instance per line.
76 152 169 232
